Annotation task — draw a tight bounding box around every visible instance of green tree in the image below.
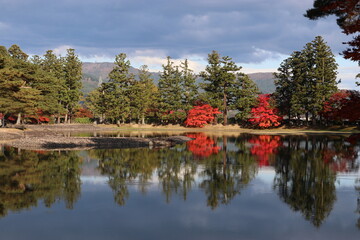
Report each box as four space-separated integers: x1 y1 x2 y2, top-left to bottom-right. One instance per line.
233 73 259 122
62 49 82 123
158 56 183 113
130 65 158 124
200 51 254 125
0 45 42 124
105 53 134 124
180 59 198 111
274 37 338 124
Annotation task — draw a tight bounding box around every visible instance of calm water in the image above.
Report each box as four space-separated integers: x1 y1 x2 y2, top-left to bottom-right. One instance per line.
1 133 360 240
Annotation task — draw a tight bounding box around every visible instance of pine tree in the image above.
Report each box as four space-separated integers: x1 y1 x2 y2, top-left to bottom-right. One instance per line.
0 45 42 124
62 49 82 123
200 51 242 125
180 59 198 111
233 73 259 122
311 36 338 120
35 50 67 122
274 36 338 125
105 53 134 124
86 83 113 123
158 56 183 113
130 65 157 124
274 58 293 120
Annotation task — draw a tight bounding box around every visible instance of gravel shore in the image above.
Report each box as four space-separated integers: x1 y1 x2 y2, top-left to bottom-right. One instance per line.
7 136 192 150
0 124 192 150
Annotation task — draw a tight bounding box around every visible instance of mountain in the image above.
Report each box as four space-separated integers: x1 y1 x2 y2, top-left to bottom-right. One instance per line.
248 72 276 94
81 62 276 94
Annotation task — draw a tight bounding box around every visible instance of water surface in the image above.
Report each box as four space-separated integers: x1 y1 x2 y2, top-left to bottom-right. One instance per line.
1 133 359 239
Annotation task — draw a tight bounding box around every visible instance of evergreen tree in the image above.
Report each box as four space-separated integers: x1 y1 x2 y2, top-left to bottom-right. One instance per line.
33 50 67 121
274 58 294 120
0 45 42 124
200 51 245 125
62 49 82 123
105 53 134 124
274 36 338 124
130 65 157 124
233 73 259 122
86 82 114 123
180 59 198 111
158 56 183 113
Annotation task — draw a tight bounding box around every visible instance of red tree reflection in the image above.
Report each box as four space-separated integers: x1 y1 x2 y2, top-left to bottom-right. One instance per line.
186 133 220 159
323 134 360 173
248 135 282 167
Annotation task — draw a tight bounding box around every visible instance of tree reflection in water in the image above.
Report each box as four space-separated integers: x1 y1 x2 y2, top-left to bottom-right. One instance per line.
273 134 360 227
186 133 220 158
0 146 81 217
248 135 282 167
2 133 359 228
199 135 258 209
95 134 258 209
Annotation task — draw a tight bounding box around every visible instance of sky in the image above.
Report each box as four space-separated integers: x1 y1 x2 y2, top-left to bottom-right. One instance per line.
0 0 359 89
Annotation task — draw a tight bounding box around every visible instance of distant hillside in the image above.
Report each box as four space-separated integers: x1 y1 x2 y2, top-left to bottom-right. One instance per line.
248 72 276 94
81 62 275 94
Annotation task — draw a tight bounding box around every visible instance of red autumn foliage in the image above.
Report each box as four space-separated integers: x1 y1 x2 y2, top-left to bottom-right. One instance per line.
185 104 221 128
248 94 282 128
6 110 50 124
248 135 282 167
186 133 220 158
321 90 360 122
74 108 94 118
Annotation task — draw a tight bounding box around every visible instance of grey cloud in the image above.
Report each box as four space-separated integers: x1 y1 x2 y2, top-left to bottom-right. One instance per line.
0 0 346 63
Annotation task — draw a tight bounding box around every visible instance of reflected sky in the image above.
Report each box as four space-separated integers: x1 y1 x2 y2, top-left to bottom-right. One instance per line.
0 133 360 239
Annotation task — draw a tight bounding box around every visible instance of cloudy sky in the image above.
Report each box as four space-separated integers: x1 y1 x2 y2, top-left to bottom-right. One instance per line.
0 0 358 88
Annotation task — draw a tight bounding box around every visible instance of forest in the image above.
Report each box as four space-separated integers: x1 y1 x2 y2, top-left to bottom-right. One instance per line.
0 36 359 128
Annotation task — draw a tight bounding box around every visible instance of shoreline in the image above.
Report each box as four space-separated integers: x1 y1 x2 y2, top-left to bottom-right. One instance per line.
1 124 359 150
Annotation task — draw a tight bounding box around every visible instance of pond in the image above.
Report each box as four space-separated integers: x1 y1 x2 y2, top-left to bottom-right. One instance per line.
0 133 359 239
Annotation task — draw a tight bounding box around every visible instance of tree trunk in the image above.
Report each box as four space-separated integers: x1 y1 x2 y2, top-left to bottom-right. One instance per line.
312 116 316 126
288 109 291 125
16 113 21 125
64 113 68 124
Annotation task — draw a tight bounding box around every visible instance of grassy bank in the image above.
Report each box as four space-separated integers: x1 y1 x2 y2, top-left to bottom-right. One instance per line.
86 123 360 135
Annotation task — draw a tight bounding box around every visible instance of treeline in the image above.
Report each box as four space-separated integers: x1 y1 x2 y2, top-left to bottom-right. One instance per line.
1 36 359 127
0 45 82 125
86 52 259 125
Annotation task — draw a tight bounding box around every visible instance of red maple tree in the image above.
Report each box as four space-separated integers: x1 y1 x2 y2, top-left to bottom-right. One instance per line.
321 90 360 122
185 104 221 128
248 94 282 128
